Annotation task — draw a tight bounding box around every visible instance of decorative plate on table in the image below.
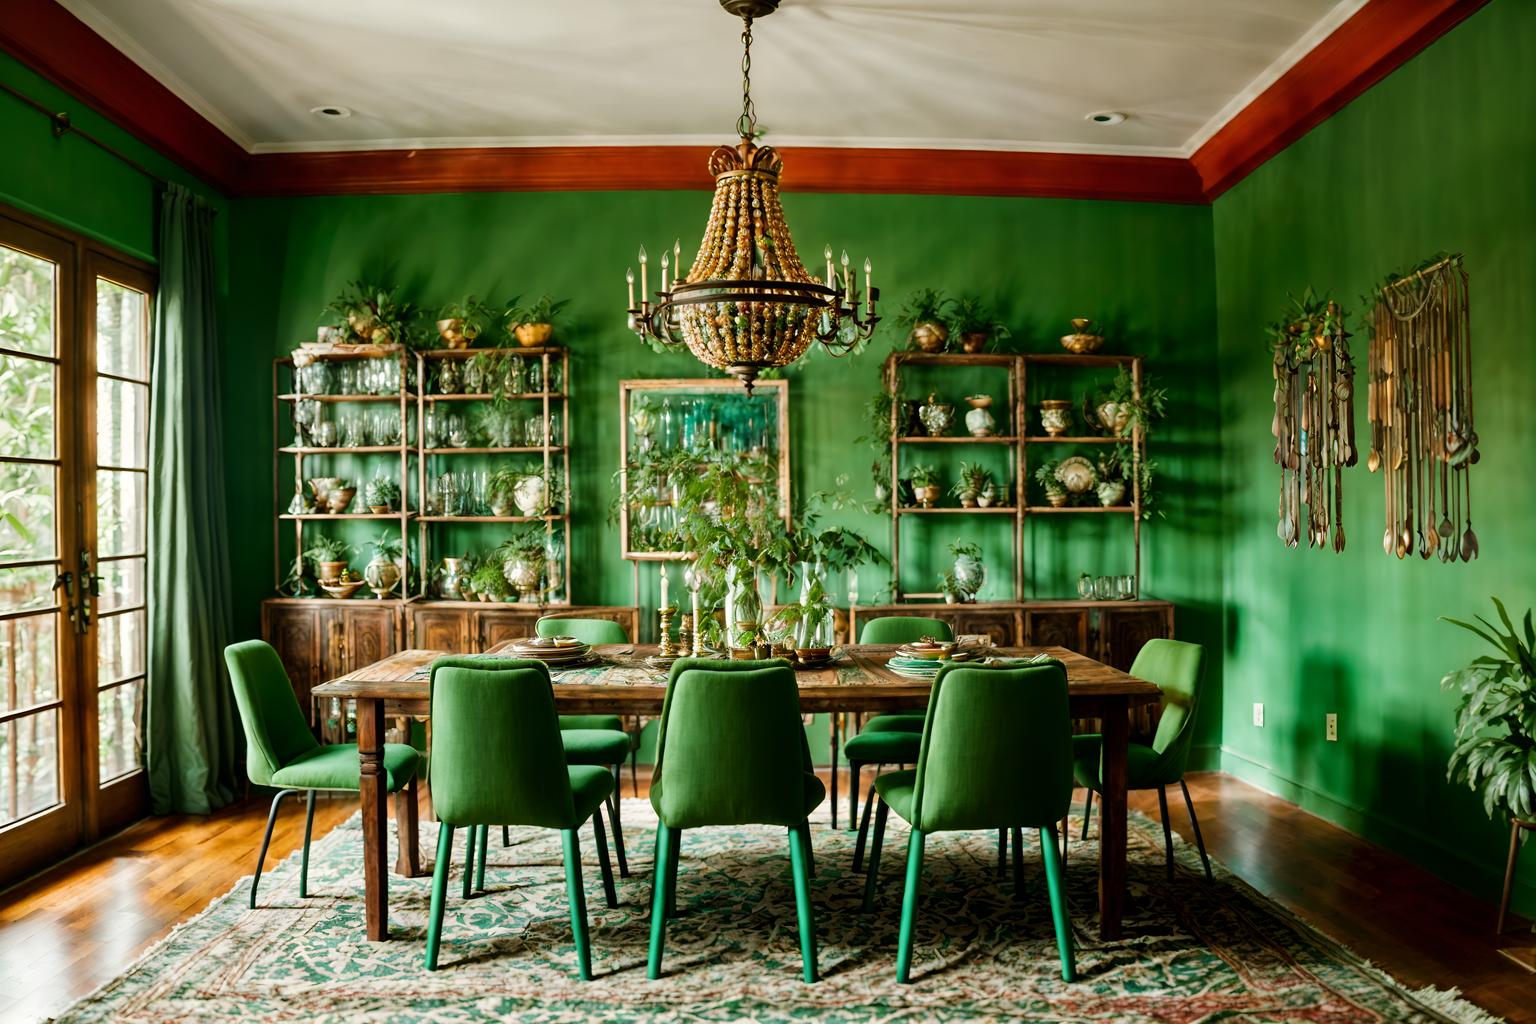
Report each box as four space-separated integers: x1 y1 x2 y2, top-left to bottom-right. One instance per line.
886 654 946 679
504 637 593 664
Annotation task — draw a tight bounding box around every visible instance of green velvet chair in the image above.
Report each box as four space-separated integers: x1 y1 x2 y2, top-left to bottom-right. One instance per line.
424 656 618 977
862 660 1076 984
647 658 824 983
1071 638 1212 881
844 616 953 871
224 639 421 909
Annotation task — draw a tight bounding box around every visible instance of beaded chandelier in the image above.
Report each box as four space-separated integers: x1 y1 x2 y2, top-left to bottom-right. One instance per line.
625 0 879 393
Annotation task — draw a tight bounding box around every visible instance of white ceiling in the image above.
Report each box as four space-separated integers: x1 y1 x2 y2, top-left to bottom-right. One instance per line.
57 0 1363 156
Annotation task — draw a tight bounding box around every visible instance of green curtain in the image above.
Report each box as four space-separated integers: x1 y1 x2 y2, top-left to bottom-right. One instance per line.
146 183 238 814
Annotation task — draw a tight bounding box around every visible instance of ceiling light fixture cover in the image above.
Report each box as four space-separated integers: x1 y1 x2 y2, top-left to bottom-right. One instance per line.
1085 111 1126 125
624 0 879 392
310 105 352 118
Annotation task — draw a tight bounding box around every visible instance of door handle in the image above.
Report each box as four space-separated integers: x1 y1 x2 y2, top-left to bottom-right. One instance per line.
76 548 98 632
52 571 76 627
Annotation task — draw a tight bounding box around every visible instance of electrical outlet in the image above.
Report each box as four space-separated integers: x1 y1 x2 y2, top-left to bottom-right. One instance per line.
1326 713 1338 741
1253 702 1264 728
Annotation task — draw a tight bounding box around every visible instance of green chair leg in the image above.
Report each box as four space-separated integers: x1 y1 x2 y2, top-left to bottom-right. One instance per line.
1082 788 1094 839
895 829 926 984
665 827 683 919
425 823 455 970
1011 826 1025 899
647 822 674 980
298 789 317 899
861 797 890 912
502 825 511 847
1040 823 1076 982
788 820 819 983
476 823 489 892
1179 779 1214 881
592 805 619 909
608 766 630 878
1157 785 1175 881
561 829 593 981
996 829 1008 878
461 822 479 899
250 789 295 909
852 780 877 871
847 760 861 832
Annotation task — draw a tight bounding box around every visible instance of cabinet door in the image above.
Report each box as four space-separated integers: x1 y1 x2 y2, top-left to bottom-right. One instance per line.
952 609 1017 646
476 610 540 652
263 604 319 724
1023 609 1089 654
1100 608 1171 671
344 604 401 673
413 607 472 653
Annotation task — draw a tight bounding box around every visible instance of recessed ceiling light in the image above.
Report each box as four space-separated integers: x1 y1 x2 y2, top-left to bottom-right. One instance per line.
1085 111 1127 125
310 105 352 118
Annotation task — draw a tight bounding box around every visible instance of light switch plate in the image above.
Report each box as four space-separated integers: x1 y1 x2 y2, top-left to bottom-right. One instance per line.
1253 702 1264 728
1326 713 1338 741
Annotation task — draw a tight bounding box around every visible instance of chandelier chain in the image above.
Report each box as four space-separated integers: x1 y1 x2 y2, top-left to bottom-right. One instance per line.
737 17 757 138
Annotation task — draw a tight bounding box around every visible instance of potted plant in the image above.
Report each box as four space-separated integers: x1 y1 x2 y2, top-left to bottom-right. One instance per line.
1440 599 1536 838
950 295 1011 354
497 528 549 602
948 540 985 602
909 464 941 508
1033 460 1069 508
324 281 423 348
1094 450 1129 506
364 475 400 514
303 536 353 584
951 462 993 508
893 288 953 354
1084 365 1168 438
362 531 403 598
486 466 521 517
469 555 510 602
505 294 570 348
939 570 962 604
436 295 498 349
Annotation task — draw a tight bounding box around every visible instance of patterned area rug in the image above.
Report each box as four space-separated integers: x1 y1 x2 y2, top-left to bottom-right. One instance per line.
53 801 1502 1023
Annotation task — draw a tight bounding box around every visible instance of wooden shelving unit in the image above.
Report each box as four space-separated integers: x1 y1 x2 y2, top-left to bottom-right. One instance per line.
883 350 1148 602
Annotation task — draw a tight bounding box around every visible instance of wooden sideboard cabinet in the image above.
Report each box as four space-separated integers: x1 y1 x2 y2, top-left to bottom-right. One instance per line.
261 599 639 728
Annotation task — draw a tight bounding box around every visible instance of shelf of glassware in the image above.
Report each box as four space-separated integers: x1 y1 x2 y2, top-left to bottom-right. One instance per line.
414 347 572 605
271 346 416 595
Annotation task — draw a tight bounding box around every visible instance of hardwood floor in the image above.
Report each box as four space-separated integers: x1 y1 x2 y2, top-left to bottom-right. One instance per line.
0 772 1531 1022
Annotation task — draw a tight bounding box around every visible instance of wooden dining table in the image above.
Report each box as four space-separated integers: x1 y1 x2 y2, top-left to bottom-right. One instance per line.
312 643 1160 944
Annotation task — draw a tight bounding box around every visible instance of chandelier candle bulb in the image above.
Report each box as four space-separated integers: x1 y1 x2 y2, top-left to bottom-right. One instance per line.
864 258 874 313
673 239 682 279
661 251 670 292
825 245 835 289
626 268 635 309
659 564 669 611
639 245 648 301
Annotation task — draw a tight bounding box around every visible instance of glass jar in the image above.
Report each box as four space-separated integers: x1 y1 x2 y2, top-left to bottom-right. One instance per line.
724 561 762 649
794 561 834 649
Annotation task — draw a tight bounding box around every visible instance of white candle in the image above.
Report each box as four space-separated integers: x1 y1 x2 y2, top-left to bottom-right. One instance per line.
626 267 635 309
661 251 670 293
690 587 702 655
659 564 670 610
673 238 682 282
824 244 835 289
639 245 648 303
841 250 853 302
864 258 874 314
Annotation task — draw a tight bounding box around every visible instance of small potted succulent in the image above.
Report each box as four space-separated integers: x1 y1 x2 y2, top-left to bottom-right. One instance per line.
436 295 497 349
303 536 353 584
1033 460 1069 508
909 464 941 508
894 288 953 353
506 294 570 348
362 531 403 598
951 462 993 509
364 475 400 514
950 295 1011 354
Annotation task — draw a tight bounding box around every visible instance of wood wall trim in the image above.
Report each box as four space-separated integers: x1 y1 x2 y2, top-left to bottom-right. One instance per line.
1 0 1490 204
237 146 1206 203
1191 0 1490 200
0 0 246 192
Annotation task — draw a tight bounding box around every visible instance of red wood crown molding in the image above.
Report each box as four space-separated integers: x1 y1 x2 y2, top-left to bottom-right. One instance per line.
1192 0 1490 199
0 0 247 192
237 145 1205 203
0 0 1490 204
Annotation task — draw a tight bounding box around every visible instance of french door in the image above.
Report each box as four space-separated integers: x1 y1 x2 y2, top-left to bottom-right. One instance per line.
0 208 153 886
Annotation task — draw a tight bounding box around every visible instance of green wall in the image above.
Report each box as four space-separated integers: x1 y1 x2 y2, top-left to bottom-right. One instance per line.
1213 0 1536 915
224 190 1223 759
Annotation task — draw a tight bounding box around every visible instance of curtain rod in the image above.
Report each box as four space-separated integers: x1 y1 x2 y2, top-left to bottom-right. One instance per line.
1 81 167 189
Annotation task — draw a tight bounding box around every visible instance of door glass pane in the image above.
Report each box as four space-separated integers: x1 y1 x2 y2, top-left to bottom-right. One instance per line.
95 279 146 380
96 378 147 468
0 356 55 459
0 564 57 616
98 680 143 782
1 709 59 825
97 558 144 614
98 608 144 684
96 470 145 557
0 461 55 561
0 613 58 712
0 245 55 357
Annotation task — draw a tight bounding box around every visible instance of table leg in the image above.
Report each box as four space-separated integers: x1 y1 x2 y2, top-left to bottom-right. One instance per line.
358 697 390 941
828 713 840 830
1098 698 1129 940
394 774 422 877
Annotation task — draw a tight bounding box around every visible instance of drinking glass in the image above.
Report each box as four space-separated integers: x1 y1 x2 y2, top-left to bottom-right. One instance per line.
509 357 527 395
313 420 337 448
447 414 469 448
1093 575 1115 600
527 361 543 393
1076 575 1094 600
1116 575 1137 600
546 362 563 395
526 415 547 446
547 416 562 446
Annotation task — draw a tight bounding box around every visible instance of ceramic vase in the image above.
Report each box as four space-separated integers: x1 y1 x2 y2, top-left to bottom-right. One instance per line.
964 395 995 437
1040 399 1073 437
513 475 548 516
364 554 400 598
918 394 953 437
1097 480 1127 506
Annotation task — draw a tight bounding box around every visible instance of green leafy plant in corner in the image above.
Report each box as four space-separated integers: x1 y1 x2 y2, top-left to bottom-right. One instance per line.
364 475 400 511
1440 598 1536 824
949 295 1012 350
302 536 353 565
856 384 899 506
1095 447 1161 519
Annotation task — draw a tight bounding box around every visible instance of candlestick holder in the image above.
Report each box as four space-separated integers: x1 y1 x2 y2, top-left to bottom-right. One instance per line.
658 605 678 658
678 613 693 659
